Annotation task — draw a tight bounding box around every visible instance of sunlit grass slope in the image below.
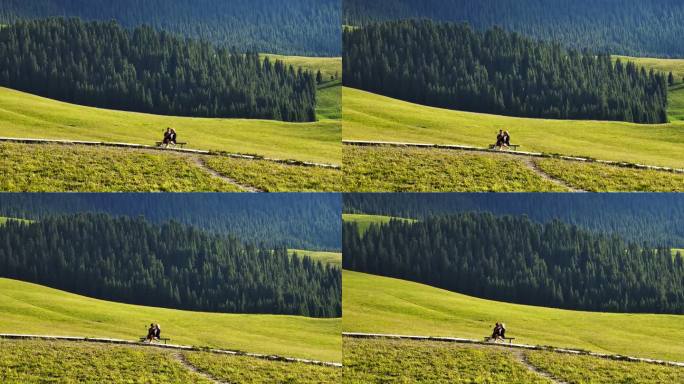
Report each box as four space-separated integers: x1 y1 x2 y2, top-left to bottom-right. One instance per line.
343 87 684 168
0 278 340 362
614 55 684 121
343 271 684 361
0 86 340 164
342 214 416 235
289 250 342 267
262 55 341 80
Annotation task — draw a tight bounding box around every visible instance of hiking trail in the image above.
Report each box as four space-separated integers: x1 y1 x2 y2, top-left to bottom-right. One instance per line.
512 349 569 384
172 351 230 384
520 157 586 192
189 156 263 193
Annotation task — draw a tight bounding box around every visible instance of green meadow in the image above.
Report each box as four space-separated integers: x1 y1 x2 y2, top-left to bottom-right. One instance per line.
0 85 340 164
0 339 340 384
343 87 684 169
534 157 684 192
343 271 684 362
342 214 416 235
288 250 342 267
343 145 570 192
0 278 340 362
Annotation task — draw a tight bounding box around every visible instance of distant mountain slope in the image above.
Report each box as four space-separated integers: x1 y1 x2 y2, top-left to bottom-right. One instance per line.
343 212 684 314
343 0 684 58
0 214 341 317
0 194 341 250
1 0 340 56
343 193 684 247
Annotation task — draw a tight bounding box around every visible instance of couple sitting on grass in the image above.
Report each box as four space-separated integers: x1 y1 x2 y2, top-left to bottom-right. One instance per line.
162 127 177 148
494 130 511 150
145 323 162 343
490 322 507 342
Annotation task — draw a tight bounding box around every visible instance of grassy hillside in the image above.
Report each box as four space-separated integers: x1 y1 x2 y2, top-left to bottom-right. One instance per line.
614 55 684 121
0 278 340 362
262 55 341 80
289 250 342 267
343 271 684 361
343 87 684 169
342 214 416 235
0 339 339 383
344 337 684 384
0 86 340 164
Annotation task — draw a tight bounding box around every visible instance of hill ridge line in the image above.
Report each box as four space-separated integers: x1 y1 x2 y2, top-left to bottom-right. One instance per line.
0 334 342 368
342 332 684 368
0 137 341 169
343 140 684 174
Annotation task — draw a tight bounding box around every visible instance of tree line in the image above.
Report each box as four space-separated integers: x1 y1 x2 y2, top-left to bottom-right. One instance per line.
343 0 684 58
343 213 684 314
344 20 668 123
0 0 341 56
0 214 341 317
0 18 317 121
343 194 684 248
0 194 342 251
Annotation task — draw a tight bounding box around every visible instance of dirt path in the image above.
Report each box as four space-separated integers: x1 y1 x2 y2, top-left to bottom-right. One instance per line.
520 157 586 192
511 349 569 384
189 156 263 193
172 351 231 384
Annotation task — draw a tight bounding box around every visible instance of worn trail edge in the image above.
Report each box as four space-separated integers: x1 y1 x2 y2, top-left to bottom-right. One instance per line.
0 334 342 368
521 157 586 192
343 332 684 368
190 156 263 193
343 140 684 174
172 351 230 384
512 349 569 384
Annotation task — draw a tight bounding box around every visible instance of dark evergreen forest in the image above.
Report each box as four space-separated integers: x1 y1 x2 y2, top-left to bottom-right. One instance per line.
0 0 340 56
343 194 684 248
0 18 317 121
0 194 341 251
0 214 341 317
344 20 668 123
343 213 684 314
344 0 684 58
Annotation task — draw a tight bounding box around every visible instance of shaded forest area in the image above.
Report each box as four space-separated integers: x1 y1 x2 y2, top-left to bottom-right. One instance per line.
343 194 684 247
343 213 684 314
344 20 668 123
1 0 341 56
344 0 684 58
0 18 317 121
0 194 341 251
0 214 341 317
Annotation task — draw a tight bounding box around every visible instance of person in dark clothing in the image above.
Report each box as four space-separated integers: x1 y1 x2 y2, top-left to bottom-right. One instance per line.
503 131 511 147
162 128 172 146
146 323 156 342
499 323 506 339
491 322 502 339
154 324 161 339
495 130 504 148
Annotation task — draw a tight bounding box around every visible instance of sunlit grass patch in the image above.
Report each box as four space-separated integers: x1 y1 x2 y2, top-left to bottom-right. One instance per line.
184 351 340 384
343 145 567 192
0 143 239 192
204 155 342 192
534 158 684 192
525 350 684 384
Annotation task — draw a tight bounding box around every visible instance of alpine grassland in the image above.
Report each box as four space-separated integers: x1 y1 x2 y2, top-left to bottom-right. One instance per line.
343 87 684 169
0 85 340 164
533 158 684 192
0 143 241 192
183 351 340 384
0 339 212 384
288 250 342 267
524 350 684 384
0 339 341 383
203 155 342 192
0 278 341 362
343 145 569 192
343 337 550 384
342 214 416 235
342 271 684 362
